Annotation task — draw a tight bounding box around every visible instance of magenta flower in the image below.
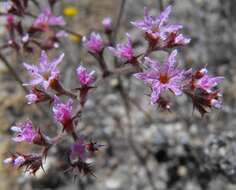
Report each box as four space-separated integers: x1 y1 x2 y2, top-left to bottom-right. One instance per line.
6 15 14 29
25 88 49 104
131 6 181 39
195 69 224 92
76 65 95 86
3 155 25 167
11 120 37 143
83 32 104 54
134 50 186 104
26 93 38 104
3 157 13 165
102 17 112 33
210 98 222 109
172 33 191 46
70 137 86 160
162 32 191 48
4 153 43 174
53 96 73 130
33 7 65 30
23 50 64 90
131 6 190 48
14 156 26 167
108 33 136 63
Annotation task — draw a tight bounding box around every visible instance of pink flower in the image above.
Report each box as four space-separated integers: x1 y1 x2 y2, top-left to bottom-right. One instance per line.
83 32 104 54
33 7 65 30
134 50 186 104
70 137 86 160
3 155 25 167
194 68 224 92
13 156 26 167
102 17 112 33
11 120 37 143
76 65 95 86
25 93 38 104
131 6 178 38
3 157 13 165
53 96 73 131
161 32 191 48
183 68 224 115
23 50 64 90
108 33 136 62
131 6 190 47
4 153 43 174
25 88 49 104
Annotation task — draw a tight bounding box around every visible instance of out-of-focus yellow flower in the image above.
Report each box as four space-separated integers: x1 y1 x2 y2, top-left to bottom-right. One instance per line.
68 34 82 43
63 6 79 17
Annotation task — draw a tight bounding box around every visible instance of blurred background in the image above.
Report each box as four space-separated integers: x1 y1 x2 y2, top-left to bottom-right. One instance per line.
0 0 236 189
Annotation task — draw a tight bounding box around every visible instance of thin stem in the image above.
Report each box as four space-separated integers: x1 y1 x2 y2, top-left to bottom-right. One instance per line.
110 1 157 189
62 28 82 39
110 64 141 75
0 53 28 93
90 53 110 77
52 79 77 99
112 0 127 44
61 87 77 99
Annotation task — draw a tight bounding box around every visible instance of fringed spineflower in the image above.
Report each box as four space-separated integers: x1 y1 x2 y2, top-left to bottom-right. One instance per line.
53 96 74 132
83 32 104 54
108 33 137 63
134 50 185 104
23 50 64 90
76 65 96 86
33 7 65 30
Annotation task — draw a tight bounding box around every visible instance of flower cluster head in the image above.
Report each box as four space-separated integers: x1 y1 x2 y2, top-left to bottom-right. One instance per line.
70 137 104 161
4 153 43 175
131 6 190 48
11 120 37 143
83 32 104 54
184 68 224 115
76 65 96 86
191 68 224 92
23 50 64 90
68 137 103 177
109 33 136 63
134 50 185 104
33 7 65 30
53 96 74 132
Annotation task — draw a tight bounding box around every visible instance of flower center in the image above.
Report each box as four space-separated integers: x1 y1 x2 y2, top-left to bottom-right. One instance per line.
152 26 160 33
42 72 50 80
38 22 49 30
159 73 170 84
